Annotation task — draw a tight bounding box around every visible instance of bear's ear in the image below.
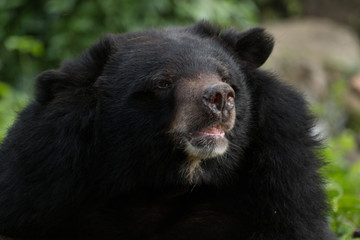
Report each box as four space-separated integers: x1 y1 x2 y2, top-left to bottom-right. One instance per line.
219 27 274 68
35 70 70 104
35 35 116 104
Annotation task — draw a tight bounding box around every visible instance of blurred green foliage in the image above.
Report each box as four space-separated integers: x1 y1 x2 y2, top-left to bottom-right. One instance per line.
322 131 360 239
0 82 28 141
0 0 359 239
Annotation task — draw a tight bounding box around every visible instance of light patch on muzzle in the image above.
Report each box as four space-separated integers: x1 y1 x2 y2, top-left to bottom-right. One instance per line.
184 136 229 159
179 137 229 184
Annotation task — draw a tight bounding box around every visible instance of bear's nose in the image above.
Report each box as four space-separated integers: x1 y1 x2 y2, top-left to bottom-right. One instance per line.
202 83 235 114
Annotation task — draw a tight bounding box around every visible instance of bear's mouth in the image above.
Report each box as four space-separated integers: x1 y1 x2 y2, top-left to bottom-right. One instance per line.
184 124 230 159
189 125 225 141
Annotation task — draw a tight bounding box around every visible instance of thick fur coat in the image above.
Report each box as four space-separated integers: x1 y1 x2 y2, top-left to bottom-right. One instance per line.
0 21 334 240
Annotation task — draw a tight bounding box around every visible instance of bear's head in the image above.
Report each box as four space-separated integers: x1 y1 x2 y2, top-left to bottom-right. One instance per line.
35 21 274 190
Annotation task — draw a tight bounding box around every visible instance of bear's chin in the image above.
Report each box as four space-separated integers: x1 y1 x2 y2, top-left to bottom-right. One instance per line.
178 131 230 185
185 135 229 159
185 126 229 159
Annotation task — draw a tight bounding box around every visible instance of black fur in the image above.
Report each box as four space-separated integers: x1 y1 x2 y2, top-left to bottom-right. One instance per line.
0 21 334 240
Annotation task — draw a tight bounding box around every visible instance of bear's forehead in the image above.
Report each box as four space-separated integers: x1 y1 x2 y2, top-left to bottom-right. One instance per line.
118 30 223 56
112 30 234 73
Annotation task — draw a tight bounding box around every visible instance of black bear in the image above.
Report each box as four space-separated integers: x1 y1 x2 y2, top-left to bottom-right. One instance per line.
0 21 335 240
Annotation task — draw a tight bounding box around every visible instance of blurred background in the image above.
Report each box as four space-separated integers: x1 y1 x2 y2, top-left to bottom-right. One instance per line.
0 0 359 239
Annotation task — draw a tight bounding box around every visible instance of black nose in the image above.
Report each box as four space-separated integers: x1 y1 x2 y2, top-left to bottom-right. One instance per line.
202 83 235 114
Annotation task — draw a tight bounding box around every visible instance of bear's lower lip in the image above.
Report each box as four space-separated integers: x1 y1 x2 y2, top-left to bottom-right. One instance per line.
187 126 228 154
190 126 225 139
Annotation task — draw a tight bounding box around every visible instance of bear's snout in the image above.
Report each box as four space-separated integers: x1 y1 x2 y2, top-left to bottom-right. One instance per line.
202 83 235 116
170 74 237 136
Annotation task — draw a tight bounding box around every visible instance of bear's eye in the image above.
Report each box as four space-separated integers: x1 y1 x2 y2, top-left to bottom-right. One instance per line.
222 77 230 83
156 79 173 89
